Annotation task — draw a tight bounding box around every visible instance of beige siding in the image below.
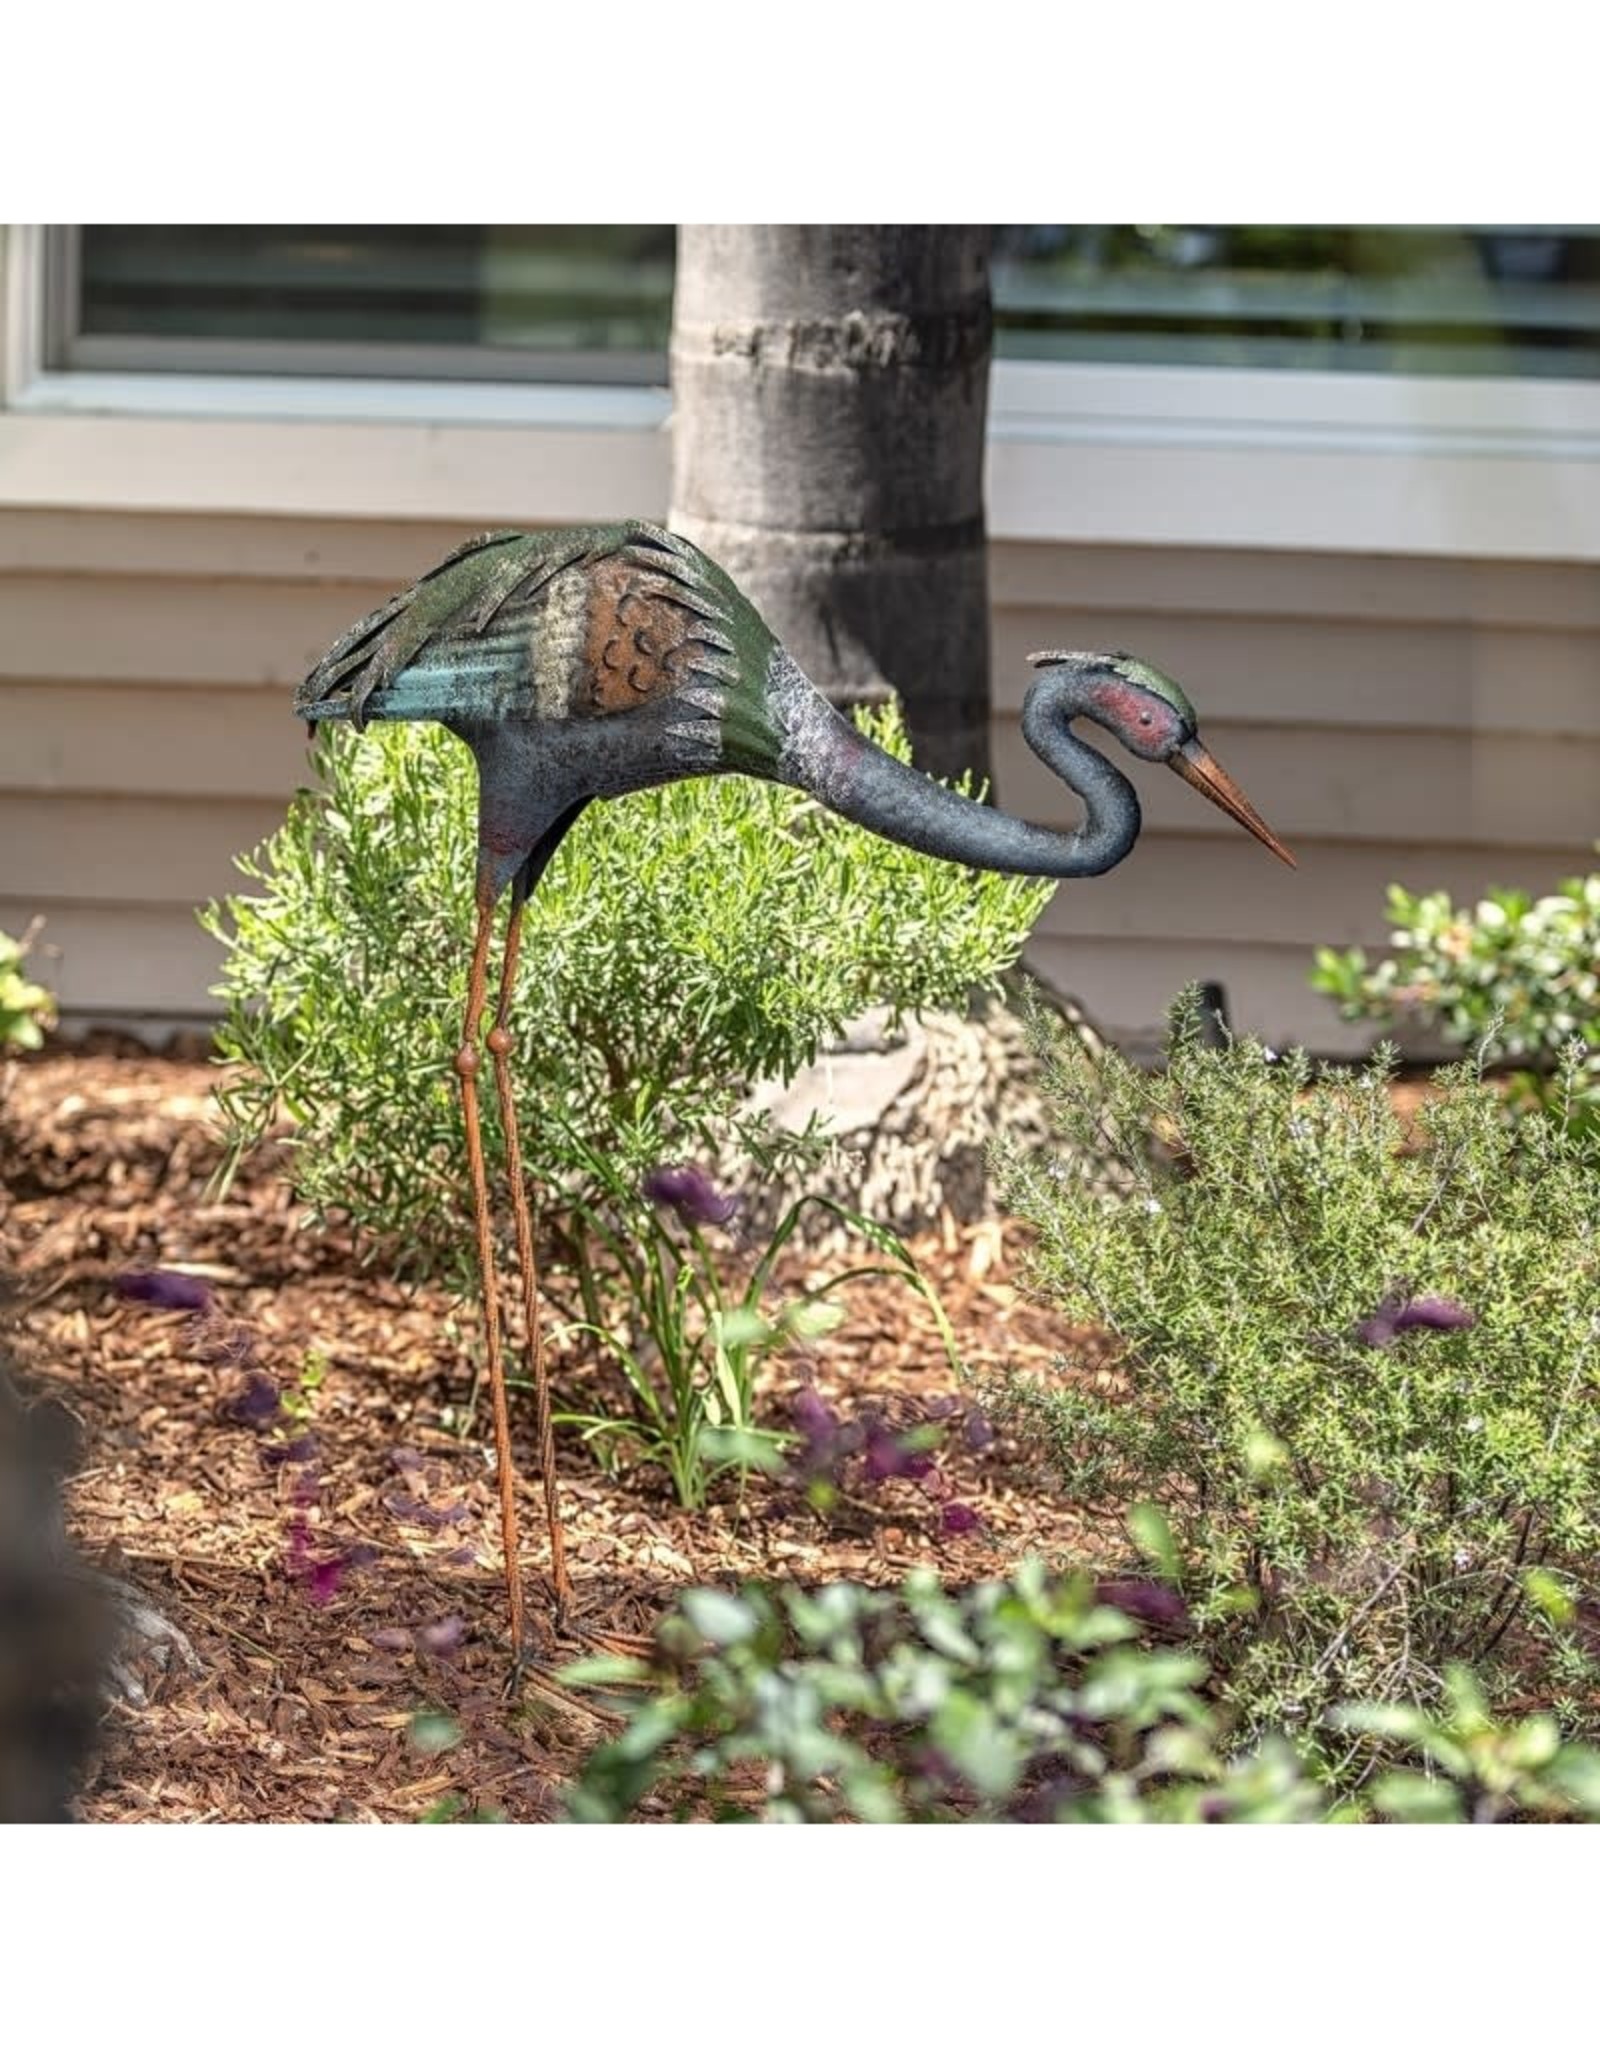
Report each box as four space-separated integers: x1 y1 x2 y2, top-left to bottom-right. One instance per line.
2 510 1597 1055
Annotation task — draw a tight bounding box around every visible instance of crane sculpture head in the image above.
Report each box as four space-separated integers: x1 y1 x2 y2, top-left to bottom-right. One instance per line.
294 521 1294 1671
1022 649 1295 869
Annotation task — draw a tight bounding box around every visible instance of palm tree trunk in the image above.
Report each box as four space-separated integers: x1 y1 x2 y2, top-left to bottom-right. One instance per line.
668 225 994 785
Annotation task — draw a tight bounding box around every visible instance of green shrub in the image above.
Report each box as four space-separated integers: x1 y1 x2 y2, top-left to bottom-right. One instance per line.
985 991 1600 1762
1311 868 1600 1128
201 709 1047 1492
0 925 54 1053
561 1562 1600 1822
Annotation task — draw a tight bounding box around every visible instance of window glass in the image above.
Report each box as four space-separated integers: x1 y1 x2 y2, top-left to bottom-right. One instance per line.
68 225 676 380
991 225 1600 378
60 225 1600 383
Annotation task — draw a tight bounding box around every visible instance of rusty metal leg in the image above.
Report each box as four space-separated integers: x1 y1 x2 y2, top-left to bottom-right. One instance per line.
488 903 573 1630
455 875 525 1665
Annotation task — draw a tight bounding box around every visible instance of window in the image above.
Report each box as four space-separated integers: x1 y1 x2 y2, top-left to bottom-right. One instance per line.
43 223 1600 385
990 225 1600 379
52 225 677 382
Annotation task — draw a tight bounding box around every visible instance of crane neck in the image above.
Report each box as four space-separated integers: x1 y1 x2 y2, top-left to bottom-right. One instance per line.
765 650 1140 879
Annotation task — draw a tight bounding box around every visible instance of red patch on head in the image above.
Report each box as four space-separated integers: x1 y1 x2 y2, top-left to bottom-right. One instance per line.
1091 679 1149 728
1089 676 1182 753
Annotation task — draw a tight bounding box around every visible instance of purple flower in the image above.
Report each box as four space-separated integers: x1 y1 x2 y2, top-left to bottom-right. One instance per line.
370 1627 412 1652
1095 1577 1191 1631
940 1503 983 1537
304 1557 347 1606
116 1268 213 1313
862 1425 936 1486
1394 1296 1476 1336
961 1408 996 1452
792 1387 840 1447
287 1527 373 1607
642 1164 738 1228
1355 1288 1475 1349
224 1371 283 1428
418 1614 468 1656
261 1432 320 1468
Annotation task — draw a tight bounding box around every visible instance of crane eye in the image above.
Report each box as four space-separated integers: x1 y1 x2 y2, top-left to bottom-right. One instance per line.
1139 712 1152 726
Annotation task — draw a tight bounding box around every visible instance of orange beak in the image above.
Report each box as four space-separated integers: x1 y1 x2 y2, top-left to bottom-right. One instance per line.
1170 739 1297 869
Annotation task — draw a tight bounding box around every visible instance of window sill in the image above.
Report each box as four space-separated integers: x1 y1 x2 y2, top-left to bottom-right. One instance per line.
2 357 1599 561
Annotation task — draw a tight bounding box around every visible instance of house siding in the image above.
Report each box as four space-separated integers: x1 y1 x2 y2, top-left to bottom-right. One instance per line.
2 508 1597 1054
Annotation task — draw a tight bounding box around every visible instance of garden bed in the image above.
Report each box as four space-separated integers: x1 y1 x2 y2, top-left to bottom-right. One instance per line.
2 1045 1107 1823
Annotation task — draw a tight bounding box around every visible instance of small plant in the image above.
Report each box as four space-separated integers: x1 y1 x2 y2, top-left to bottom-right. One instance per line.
551 1158 955 1508
201 708 1047 1481
0 923 54 1054
279 1348 329 1425
560 1561 1600 1823
1312 868 1600 1128
987 990 1600 1763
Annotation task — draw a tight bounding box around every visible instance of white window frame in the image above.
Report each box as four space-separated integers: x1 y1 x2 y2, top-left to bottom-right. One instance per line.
5 222 1600 560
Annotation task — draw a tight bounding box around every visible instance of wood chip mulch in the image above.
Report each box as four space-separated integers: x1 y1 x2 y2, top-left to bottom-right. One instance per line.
0 1047 1116 1824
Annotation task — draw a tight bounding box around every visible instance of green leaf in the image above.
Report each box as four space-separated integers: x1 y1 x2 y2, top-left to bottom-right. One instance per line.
1540 1747 1600 1815
782 1298 847 1343
408 1711 463 1757
1126 1502 1181 1584
1500 1715 1561 1773
680 1587 761 1647
1524 1568 1576 1629
929 1692 1024 1804
558 1654 653 1689
712 1305 772 1352
696 1426 787 1475
1369 1774 1465 1824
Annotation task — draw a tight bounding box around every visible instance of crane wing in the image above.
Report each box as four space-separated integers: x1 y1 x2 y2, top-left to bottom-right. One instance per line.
294 523 743 733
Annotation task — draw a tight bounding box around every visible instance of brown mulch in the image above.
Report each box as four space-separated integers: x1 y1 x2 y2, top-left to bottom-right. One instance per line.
0 1047 1111 1824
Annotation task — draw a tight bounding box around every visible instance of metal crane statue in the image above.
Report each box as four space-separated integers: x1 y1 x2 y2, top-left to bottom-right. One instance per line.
295 519 1294 1665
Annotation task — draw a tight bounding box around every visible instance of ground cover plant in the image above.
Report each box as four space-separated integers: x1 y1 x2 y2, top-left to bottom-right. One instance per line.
0 923 54 1054
561 1560 1600 1823
986 991 1600 1772
1312 865 1600 1129
202 710 1048 1496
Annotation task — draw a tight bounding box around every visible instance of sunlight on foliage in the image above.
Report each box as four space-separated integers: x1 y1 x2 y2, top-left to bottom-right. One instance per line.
1312 866 1600 1129
985 989 1600 1771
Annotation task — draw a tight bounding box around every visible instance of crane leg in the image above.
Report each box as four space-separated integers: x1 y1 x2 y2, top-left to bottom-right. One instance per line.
455 875 527 1666
487 901 573 1634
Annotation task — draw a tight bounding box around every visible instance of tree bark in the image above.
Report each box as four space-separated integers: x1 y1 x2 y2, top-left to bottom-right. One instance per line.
668 225 994 785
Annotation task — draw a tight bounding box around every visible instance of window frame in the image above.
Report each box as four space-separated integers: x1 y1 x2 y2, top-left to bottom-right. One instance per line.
6 223 1600 562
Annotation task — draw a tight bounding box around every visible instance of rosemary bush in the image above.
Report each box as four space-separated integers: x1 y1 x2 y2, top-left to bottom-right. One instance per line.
1311 867 1600 1129
986 991 1600 1757
201 709 1046 1494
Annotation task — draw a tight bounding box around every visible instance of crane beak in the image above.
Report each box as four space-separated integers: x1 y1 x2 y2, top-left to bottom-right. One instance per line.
1170 738 1297 869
